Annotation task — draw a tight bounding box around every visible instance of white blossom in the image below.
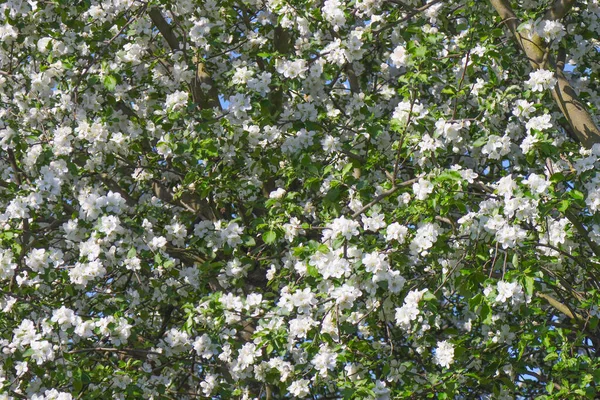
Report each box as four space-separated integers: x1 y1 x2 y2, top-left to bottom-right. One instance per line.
311 344 337 376
434 340 455 368
525 70 557 92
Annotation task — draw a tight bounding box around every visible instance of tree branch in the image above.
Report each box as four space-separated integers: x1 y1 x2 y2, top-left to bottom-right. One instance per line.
351 178 417 219
544 0 577 21
99 173 137 207
536 292 583 322
151 180 217 221
148 7 221 110
148 8 180 51
564 207 600 258
489 0 600 149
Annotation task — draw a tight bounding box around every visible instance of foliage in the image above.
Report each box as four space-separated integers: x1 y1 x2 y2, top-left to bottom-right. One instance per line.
0 0 600 399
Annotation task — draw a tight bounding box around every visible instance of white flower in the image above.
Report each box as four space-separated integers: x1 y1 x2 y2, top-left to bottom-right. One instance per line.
201 374 217 396
496 224 527 249
520 134 539 154
269 188 287 199
275 59 308 79
0 249 17 280
216 221 244 248
193 334 215 359
392 100 427 124
51 306 77 330
289 315 317 339
248 71 272 96
74 319 95 338
373 380 391 400
311 344 337 376
288 379 311 398
512 99 535 118
283 217 305 242
228 93 252 118
98 215 122 236
232 66 254 84
24 248 48 273
194 220 213 238
30 340 55 365
390 44 408 67
525 70 557 92
587 187 600 213
495 175 516 199
69 260 106 286
322 216 360 241
322 0 346 30
165 90 188 111
234 343 261 372
434 340 455 368
525 114 552 132
523 173 550 194
32 389 72 400
37 37 53 53
362 251 389 273
190 18 211 47
291 287 317 313
113 318 132 345
164 328 190 349
385 222 408 243
321 135 341 153
495 281 527 306
0 23 18 43
119 42 144 63
15 361 28 377
547 218 569 246
165 220 187 247
149 236 167 251
482 135 511 160
309 249 351 279
409 223 441 255
413 178 434 200
435 119 463 143
331 284 362 310
395 289 427 329
361 212 386 232
536 19 565 42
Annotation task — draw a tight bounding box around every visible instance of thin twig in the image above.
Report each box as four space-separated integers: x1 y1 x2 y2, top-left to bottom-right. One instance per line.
351 178 418 219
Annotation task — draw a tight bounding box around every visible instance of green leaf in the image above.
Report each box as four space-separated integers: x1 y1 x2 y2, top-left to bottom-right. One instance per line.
263 230 277 244
103 75 117 91
325 187 341 202
557 200 570 212
243 235 256 247
569 190 585 200
523 276 535 297
423 291 437 302
414 46 427 57
469 294 484 309
342 162 354 177
437 170 462 182
73 377 82 393
472 137 487 148
306 262 319 278
550 172 565 183
127 247 137 258
183 314 194 332
480 302 492 325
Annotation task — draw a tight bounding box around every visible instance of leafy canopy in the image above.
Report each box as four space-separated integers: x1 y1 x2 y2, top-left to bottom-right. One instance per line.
1 0 600 399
